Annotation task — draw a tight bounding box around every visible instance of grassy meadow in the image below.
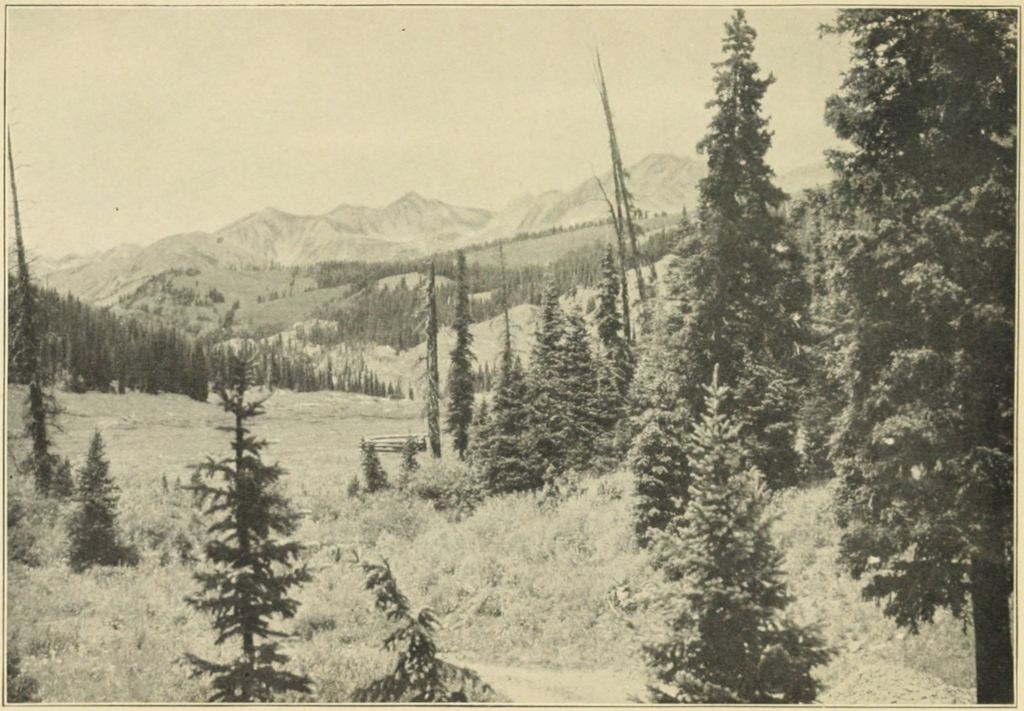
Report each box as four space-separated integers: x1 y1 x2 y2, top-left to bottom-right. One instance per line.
6 386 975 703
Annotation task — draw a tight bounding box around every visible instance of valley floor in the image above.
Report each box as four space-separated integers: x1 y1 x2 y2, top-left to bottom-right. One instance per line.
6 387 976 704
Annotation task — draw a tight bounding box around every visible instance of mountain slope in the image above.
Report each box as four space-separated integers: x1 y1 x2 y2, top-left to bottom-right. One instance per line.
37 153 825 306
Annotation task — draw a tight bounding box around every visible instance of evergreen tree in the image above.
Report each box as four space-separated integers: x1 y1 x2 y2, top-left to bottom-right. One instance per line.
446 252 475 459
361 442 390 493
820 10 1015 703
644 369 831 703
184 350 312 702
524 286 572 481
634 10 806 492
66 431 134 572
594 244 633 428
400 437 421 482
424 262 442 458
351 556 496 702
8 129 72 498
557 302 605 469
629 407 690 548
520 288 607 483
474 255 534 494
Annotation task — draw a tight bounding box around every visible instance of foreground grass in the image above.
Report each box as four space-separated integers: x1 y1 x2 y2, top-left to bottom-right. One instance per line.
7 388 974 703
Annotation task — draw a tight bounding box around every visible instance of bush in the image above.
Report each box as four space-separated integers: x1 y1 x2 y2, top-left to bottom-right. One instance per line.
409 459 484 521
6 649 40 703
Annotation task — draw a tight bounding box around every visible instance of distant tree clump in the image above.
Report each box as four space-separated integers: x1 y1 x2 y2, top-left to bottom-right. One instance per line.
66 431 137 572
184 350 312 702
644 370 831 703
446 252 475 459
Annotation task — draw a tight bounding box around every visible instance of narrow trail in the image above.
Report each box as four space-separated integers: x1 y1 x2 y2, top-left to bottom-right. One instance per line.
448 660 646 704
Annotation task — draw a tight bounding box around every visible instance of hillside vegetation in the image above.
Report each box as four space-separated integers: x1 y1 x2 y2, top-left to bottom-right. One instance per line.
6 387 973 703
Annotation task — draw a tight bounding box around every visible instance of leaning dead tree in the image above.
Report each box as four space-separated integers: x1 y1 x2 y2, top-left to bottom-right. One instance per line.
596 51 646 331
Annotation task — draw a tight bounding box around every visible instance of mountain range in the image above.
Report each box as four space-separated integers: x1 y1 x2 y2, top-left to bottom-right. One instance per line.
38 153 829 304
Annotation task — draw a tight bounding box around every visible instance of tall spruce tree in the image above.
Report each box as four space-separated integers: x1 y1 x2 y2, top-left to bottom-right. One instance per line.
446 251 475 459
594 244 633 426
424 262 442 458
66 431 134 572
523 288 605 482
474 246 534 494
644 369 831 703
184 350 312 702
819 10 1015 703
635 10 806 492
524 285 572 481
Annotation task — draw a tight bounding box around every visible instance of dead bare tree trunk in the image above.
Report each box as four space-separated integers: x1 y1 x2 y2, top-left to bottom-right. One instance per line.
596 52 647 316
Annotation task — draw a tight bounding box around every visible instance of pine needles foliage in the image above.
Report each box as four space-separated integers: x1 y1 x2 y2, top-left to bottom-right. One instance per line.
400 437 421 481
446 251 476 459
474 341 534 495
629 407 690 548
351 555 496 703
361 442 390 493
66 431 136 572
183 349 312 702
643 369 831 703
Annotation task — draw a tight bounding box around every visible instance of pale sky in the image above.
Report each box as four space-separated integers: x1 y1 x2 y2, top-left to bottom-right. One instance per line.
6 6 851 258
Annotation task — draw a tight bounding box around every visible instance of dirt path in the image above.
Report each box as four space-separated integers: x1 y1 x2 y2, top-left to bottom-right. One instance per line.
449 659 645 703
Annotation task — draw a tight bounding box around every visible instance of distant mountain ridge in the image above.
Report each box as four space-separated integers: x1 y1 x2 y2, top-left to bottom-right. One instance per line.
39 153 830 305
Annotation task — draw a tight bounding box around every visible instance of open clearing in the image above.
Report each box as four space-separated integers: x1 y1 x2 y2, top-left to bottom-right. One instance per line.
7 387 975 703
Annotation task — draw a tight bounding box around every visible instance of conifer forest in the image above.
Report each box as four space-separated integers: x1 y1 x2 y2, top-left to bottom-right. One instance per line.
5 7 1016 705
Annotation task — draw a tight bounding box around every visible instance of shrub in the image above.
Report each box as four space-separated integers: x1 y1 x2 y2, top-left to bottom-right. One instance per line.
410 459 484 521
6 649 39 703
